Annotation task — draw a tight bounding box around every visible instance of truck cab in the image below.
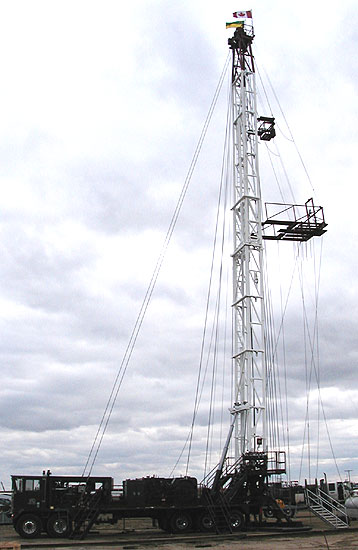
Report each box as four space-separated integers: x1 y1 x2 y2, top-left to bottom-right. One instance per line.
11 473 113 538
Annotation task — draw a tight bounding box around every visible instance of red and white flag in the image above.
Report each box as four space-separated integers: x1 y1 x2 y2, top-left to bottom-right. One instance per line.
233 10 252 18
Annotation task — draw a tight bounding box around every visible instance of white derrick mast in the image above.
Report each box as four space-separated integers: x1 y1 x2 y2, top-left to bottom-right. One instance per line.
227 24 327 465
229 25 266 458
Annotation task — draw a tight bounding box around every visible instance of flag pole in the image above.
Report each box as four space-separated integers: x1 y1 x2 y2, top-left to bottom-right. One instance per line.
249 8 254 31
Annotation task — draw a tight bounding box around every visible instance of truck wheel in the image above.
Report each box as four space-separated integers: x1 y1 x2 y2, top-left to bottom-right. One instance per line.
170 511 192 533
47 514 71 537
16 514 42 538
229 510 244 531
264 507 274 518
284 506 295 518
197 511 214 532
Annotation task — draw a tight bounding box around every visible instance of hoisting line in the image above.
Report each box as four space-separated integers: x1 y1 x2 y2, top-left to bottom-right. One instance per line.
256 56 315 195
179 72 232 478
83 53 230 477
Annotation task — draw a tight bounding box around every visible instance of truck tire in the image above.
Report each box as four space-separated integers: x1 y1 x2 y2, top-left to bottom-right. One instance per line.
47 514 71 537
196 511 214 532
170 511 192 533
284 506 295 518
264 507 274 518
229 510 244 531
16 514 42 538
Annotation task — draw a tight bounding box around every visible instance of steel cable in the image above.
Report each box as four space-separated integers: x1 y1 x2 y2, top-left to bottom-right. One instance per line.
83 54 231 477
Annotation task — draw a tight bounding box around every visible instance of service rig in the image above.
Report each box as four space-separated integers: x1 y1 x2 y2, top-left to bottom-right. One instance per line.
11 23 326 540
11 455 288 539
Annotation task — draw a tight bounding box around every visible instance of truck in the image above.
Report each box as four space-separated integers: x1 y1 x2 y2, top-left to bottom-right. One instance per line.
11 451 291 539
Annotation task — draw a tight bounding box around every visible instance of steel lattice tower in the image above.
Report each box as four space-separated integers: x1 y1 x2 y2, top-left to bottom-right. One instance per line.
229 26 267 458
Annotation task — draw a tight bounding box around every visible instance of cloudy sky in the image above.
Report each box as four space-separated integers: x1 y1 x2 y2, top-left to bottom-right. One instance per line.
0 0 357 491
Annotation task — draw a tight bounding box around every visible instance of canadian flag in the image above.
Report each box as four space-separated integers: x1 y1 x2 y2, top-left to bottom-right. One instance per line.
233 10 252 18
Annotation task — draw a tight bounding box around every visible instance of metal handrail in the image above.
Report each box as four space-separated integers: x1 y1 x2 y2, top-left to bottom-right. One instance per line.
318 487 345 512
305 487 348 524
200 456 243 488
264 201 325 225
316 487 348 516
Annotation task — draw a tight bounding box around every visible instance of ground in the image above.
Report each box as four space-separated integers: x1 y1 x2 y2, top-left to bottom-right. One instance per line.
1 512 358 549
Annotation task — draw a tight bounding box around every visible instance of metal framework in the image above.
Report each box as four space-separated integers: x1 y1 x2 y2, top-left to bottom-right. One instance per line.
228 26 266 458
262 198 327 241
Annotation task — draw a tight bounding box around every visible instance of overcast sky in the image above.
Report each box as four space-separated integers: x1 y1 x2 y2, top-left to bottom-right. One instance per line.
1 0 358 491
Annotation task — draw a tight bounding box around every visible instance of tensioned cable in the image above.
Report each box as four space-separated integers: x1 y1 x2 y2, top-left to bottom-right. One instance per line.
171 89 231 478
262 256 279 449
258 49 316 475
257 55 319 211
297 241 324 481
83 53 230 477
257 75 299 473
203 161 230 478
314 240 323 479
297 239 342 483
257 59 316 195
264 144 280 157
182 65 232 477
265 248 300 381
280 260 291 481
256 61 296 205
204 289 222 477
301 256 312 482
264 244 302 475
301 240 321 482
257 49 330 485
265 241 291 469
219 257 231 452
257 61 298 454
256 63 274 118
264 289 280 449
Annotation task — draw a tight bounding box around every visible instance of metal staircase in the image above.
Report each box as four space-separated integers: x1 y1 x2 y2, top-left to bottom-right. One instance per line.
200 456 246 533
305 487 349 529
202 489 233 533
201 455 245 490
69 490 103 539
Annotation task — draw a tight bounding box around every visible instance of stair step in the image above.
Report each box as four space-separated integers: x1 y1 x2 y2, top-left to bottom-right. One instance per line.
307 505 349 528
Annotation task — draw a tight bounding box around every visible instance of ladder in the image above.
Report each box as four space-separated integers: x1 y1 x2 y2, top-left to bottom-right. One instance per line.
203 489 233 533
305 487 349 529
69 490 103 539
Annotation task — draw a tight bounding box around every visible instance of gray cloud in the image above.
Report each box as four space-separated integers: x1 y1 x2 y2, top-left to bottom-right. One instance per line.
0 0 357 492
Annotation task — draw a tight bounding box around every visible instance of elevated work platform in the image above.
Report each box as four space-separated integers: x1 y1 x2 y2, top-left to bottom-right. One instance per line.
257 116 276 141
262 198 327 242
